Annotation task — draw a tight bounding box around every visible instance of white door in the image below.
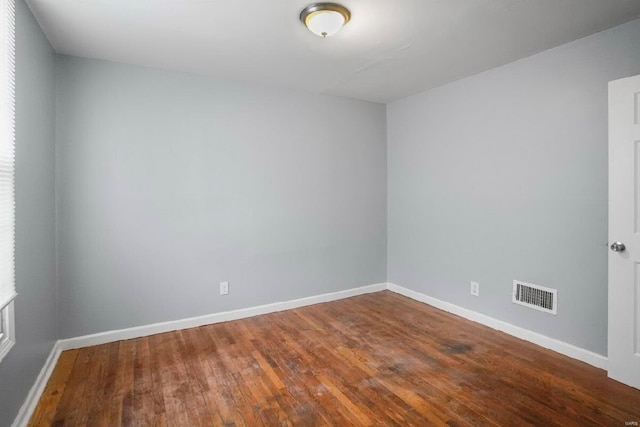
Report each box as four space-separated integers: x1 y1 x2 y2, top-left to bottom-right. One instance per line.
609 74 640 389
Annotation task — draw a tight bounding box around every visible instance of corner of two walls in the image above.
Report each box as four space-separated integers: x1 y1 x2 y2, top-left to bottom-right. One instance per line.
0 1 57 426
386 18 640 357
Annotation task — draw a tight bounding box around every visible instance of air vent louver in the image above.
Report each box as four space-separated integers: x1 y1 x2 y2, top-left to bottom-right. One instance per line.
512 280 557 315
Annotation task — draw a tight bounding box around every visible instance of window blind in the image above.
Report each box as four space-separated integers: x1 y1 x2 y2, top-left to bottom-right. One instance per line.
0 0 15 311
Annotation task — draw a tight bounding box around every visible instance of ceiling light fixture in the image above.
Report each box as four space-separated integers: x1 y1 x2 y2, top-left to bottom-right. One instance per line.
300 3 351 38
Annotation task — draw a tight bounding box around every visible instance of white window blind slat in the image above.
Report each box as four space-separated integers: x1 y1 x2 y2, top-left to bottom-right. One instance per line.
0 0 16 311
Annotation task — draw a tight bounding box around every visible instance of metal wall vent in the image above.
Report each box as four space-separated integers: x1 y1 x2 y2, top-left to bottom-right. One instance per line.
512 280 557 315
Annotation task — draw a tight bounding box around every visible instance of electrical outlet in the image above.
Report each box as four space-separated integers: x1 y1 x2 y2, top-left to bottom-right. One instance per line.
220 281 229 295
470 281 480 296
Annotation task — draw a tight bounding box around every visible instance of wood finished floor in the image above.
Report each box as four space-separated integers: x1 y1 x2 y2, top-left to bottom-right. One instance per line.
29 291 640 426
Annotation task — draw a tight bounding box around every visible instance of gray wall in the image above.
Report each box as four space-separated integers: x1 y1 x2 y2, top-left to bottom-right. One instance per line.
0 1 57 425
387 19 640 356
55 56 387 338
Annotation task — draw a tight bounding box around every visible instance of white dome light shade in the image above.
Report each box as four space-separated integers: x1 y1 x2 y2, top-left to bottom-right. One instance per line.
305 11 345 37
300 3 351 38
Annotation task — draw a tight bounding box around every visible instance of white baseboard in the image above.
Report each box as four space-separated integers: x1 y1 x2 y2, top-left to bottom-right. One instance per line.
386 283 608 370
13 280 609 427
57 282 388 351
11 341 62 427
12 282 386 427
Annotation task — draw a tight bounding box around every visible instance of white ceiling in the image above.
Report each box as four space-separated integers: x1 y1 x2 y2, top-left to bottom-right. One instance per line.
25 0 640 103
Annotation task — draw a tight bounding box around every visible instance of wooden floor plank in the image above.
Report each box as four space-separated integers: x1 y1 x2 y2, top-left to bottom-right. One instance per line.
28 349 79 427
29 291 640 426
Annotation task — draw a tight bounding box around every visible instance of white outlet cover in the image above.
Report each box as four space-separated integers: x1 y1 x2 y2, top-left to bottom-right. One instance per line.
220 281 229 295
470 281 480 296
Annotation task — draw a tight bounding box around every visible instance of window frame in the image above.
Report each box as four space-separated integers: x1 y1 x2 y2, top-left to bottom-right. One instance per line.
0 0 16 364
0 301 15 362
